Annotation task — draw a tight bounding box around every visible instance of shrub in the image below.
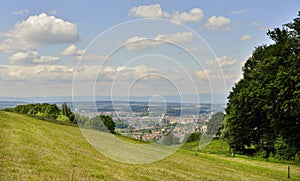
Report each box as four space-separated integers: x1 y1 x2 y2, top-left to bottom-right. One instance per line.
57 115 70 122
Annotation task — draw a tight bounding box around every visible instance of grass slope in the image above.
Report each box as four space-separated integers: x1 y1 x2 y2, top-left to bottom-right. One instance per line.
1 111 300 180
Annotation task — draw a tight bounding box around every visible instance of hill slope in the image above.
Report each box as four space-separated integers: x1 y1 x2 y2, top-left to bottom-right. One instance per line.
1 111 299 180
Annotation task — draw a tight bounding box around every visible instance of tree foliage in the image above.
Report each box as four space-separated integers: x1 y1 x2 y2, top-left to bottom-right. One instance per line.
61 102 75 123
6 102 75 123
186 132 201 142
223 12 300 160
84 114 116 134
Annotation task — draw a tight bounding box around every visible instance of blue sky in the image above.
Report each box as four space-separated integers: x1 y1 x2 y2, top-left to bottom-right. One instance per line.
0 0 299 100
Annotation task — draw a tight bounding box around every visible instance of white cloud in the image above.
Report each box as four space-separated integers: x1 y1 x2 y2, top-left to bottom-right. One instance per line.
62 44 85 56
62 44 108 61
194 69 211 80
102 65 152 81
34 56 60 64
13 9 29 15
0 64 160 82
128 4 204 24
123 32 194 50
76 65 157 81
205 16 231 30
229 9 251 15
9 51 60 65
206 56 238 67
128 4 170 18
0 65 74 81
171 8 204 23
0 13 79 53
252 21 268 31
123 36 157 50
239 34 252 41
195 68 239 81
157 32 194 42
12 64 150 83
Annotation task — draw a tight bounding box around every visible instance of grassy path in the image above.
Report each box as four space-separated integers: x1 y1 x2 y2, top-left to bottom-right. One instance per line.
1 111 299 180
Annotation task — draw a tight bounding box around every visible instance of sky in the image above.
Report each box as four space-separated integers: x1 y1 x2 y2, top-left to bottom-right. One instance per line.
0 0 299 101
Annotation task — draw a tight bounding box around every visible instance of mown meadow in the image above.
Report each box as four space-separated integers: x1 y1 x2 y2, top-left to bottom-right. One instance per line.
1 111 299 180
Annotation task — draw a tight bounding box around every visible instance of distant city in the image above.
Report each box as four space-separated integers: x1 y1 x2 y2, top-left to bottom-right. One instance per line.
0 96 225 142
74 101 224 142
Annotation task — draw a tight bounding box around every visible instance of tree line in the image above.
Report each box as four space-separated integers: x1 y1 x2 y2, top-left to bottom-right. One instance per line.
3 103 116 134
3 102 76 123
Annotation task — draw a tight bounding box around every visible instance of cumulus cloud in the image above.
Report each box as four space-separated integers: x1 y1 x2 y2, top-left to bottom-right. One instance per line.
195 68 239 81
77 65 175 82
123 32 194 50
205 16 231 30
97 65 156 81
0 65 74 81
62 44 85 56
206 56 238 67
0 64 161 82
61 44 108 61
0 13 79 53
171 8 204 23
128 4 170 18
128 4 204 24
13 9 29 15
157 32 194 42
9 51 60 65
239 34 252 41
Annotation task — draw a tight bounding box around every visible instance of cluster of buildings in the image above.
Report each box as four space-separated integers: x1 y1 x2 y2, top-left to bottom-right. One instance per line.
115 113 213 142
75 102 217 142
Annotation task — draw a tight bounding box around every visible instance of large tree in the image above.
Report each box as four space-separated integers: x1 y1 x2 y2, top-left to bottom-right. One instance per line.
85 115 116 134
61 102 75 123
223 12 300 159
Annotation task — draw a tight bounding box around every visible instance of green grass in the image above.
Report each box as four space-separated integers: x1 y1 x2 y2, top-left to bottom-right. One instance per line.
1 111 300 180
183 138 230 155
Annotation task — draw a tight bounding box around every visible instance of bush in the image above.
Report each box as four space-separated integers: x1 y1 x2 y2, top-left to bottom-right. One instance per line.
294 153 300 163
36 112 49 117
254 150 267 159
274 135 296 160
2 108 14 112
57 115 70 122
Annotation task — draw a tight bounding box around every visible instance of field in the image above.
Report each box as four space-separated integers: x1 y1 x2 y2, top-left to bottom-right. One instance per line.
1 111 300 180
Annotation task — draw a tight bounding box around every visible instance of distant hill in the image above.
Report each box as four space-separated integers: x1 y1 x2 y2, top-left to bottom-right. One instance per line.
0 94 227 104
1 111 299 180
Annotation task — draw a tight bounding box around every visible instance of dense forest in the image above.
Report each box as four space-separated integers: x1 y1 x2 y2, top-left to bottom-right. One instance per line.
222 12 300 161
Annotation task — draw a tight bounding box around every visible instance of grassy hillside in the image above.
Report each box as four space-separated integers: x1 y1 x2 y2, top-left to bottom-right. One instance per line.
1 111 300 180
